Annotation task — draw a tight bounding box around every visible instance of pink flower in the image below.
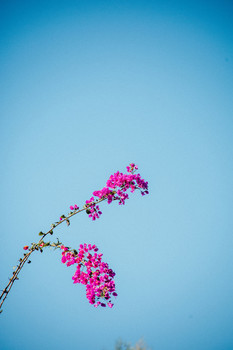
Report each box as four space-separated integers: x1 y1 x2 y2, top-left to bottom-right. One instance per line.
60 243 117 308
70 205 74 210
86 165 148 220
23 245 29 250
84 164 148 220
61 255 67 263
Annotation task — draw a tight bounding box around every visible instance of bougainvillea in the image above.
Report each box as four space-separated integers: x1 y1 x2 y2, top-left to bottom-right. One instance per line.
0 163 148 312
61 244 117 307
85 163 148 219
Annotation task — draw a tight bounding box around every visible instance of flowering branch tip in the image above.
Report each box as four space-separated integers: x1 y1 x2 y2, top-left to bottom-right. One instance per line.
0 163 149 312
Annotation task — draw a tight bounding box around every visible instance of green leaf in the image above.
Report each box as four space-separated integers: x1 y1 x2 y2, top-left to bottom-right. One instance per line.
38 231 44 236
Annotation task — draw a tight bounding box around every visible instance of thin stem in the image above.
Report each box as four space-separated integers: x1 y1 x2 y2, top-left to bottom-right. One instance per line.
0 250 33 310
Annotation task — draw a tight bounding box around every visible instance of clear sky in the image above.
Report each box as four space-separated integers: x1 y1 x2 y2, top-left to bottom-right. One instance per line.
0 1 233 349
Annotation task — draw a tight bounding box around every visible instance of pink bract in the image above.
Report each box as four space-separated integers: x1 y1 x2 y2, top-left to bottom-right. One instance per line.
60 244 116 308
68 164 148 221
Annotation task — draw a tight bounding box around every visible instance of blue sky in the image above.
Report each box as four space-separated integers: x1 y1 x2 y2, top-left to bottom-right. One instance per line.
0 1 233 349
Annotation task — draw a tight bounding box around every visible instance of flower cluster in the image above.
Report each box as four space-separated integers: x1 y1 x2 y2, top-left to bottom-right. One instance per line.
83 164 148 220
126 163 138 173
85 197 102 220
60 244 117 308
70 204 79 211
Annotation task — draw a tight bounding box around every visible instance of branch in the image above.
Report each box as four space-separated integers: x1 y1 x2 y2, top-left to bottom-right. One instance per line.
0 163 149 312
0 195 108 312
